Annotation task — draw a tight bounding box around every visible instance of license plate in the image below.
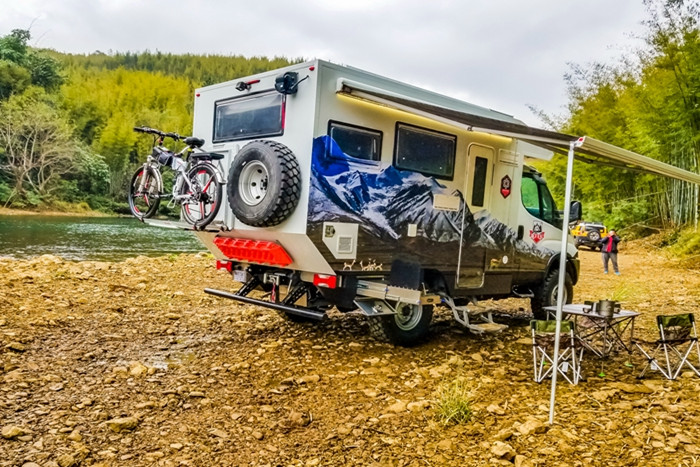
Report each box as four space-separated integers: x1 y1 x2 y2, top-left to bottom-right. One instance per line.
233 270 248 283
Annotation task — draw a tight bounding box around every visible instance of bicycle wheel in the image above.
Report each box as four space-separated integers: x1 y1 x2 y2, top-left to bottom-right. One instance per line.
181 164 222 228
128 166 161 219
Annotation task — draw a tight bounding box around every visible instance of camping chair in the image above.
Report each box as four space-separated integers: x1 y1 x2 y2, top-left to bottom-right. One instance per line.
531 320 584 385
634 313 700 380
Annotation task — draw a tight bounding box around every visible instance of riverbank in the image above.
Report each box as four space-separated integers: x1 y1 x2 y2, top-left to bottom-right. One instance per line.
0 207 112 217
1 249 700 465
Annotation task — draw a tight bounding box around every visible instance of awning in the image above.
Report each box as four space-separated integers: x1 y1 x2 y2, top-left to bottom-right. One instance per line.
337 78 700 185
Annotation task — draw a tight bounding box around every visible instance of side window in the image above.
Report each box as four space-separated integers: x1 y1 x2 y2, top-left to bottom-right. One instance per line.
521 174 561 226
521 176 541 218
394 123 455 179
213 91 284 143
471 156 488 207
328 121 382 161
539 185 560 225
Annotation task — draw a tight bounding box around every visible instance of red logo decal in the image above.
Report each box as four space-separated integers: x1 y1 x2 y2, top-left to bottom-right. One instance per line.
529 222 545 244
500 175 511 198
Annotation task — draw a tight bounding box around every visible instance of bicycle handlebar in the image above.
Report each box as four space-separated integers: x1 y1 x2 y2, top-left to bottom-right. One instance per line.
133 126 184 141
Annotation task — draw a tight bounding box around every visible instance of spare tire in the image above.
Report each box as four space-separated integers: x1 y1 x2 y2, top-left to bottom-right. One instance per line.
227 140 301 227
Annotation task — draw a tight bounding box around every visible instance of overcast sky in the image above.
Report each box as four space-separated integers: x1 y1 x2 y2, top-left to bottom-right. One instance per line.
2 0 649 126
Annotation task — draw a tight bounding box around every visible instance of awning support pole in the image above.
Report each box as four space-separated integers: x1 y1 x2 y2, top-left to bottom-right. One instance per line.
549 140 577 424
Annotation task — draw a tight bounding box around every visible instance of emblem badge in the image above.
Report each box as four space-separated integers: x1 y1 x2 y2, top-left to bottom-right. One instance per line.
500 175 511 198
529 221 545 244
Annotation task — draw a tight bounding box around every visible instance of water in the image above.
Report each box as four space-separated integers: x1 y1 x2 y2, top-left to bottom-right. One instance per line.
0 215 206 261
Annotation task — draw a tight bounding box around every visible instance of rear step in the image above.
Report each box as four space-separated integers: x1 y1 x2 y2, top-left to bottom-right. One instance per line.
204 288 326 321
143 218 224 232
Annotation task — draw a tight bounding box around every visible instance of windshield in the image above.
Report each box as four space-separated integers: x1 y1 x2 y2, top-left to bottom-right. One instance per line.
521 173 561 227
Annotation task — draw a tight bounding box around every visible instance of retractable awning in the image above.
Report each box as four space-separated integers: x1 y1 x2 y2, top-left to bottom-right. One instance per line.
337 78 700 185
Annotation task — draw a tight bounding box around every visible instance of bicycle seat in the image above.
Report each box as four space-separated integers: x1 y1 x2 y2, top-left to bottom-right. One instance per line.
184 137 205 148
190 152 225 161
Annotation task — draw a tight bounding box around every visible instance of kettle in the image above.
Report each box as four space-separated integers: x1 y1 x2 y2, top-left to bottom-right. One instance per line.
596 299 619 318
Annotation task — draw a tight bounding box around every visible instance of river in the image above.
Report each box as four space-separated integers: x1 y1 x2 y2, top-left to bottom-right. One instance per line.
0 215 205 261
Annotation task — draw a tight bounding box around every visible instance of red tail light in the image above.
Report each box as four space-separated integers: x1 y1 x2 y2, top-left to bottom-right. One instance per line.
213 237 293 267
313 274 337 289
215 260 233 272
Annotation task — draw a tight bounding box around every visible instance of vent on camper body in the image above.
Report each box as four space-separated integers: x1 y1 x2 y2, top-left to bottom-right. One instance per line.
337 236 354 254
213 237 292 267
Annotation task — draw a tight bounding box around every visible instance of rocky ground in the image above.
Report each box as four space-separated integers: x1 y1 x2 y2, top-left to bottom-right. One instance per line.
1 242 700 466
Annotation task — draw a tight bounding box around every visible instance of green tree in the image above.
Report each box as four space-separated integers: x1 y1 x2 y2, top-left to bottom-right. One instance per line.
0 29 63 100
0 88 77 205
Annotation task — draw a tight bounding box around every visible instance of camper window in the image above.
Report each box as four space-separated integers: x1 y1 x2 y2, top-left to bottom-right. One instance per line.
328 121 382 162
521 174 560 226
213 91 284 143
471 156 488 207
394 123 455 179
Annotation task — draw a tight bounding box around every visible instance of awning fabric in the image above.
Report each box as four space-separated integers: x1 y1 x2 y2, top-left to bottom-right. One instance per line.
337 79 700 186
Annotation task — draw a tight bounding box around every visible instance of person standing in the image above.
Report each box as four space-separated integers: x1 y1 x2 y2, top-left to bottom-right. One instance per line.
600 229 621 275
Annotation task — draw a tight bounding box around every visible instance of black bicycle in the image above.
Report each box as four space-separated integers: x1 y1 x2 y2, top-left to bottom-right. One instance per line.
128 127 225 228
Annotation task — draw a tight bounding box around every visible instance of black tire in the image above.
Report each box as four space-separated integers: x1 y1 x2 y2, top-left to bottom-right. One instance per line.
227 140 301 227
588 230 601 242
181 164 223 228
128 166 161 219
530 269 573 320
368 304 433 346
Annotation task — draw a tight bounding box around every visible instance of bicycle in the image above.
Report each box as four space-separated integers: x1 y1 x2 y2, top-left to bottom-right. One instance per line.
128 126 225 229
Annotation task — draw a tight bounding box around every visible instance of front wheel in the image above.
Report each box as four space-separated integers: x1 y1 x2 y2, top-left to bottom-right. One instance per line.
368 304 433 346
181 164 223 228
128 166 161 219
530 269 573 320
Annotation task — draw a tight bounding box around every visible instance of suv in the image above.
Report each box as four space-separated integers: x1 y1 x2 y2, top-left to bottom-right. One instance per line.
571 222 608 250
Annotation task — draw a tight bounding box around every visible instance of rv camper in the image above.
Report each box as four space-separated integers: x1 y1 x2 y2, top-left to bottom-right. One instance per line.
178 59 581 345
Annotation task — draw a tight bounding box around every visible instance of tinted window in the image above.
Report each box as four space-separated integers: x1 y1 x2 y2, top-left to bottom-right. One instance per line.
329 121 382 161
394 123 455 179
521 174 561 226
214 92 284 142
471 156 488 207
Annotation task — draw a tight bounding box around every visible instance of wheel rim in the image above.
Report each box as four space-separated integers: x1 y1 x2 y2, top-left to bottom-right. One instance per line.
132 170 152 214
394 304 422 330
239 161 268 206
183 169 217 222
550 283 568 304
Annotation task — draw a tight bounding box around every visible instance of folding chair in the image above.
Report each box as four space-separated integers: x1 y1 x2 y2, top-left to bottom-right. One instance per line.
634 313 700 380
531 320 584 385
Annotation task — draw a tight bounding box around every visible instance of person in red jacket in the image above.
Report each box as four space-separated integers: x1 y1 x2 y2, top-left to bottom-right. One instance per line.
600 230 621 275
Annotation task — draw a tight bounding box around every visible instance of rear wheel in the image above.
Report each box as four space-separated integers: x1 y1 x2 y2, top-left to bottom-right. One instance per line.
368 304 433 346
181 164 222 228
530 269 573 320
128 166 161 219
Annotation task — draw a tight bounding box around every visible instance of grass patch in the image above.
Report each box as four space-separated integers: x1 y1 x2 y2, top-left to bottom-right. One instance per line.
434 377 473 426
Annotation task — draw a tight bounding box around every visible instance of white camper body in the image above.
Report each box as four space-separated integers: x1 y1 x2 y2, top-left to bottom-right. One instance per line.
185 59 579 345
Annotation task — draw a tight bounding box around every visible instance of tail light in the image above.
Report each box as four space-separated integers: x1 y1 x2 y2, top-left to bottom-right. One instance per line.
313 274 337 289
213 237 292 267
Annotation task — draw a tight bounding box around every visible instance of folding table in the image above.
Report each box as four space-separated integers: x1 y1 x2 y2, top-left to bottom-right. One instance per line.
543 304 640 358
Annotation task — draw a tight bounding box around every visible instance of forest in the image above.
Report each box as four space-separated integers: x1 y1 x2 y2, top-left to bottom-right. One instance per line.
0 0 698 248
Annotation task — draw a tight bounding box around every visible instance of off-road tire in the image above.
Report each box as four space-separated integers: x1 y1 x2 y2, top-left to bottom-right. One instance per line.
368 304 433 346
587 230 601 242
227 140 301 227
128 166 161 219
530 269 573 320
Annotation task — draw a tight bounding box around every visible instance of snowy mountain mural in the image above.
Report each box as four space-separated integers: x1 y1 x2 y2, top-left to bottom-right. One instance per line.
308 135 553 264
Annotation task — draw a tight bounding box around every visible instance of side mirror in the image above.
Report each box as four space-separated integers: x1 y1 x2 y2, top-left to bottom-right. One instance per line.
275 72 299 95
569 201 582 223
